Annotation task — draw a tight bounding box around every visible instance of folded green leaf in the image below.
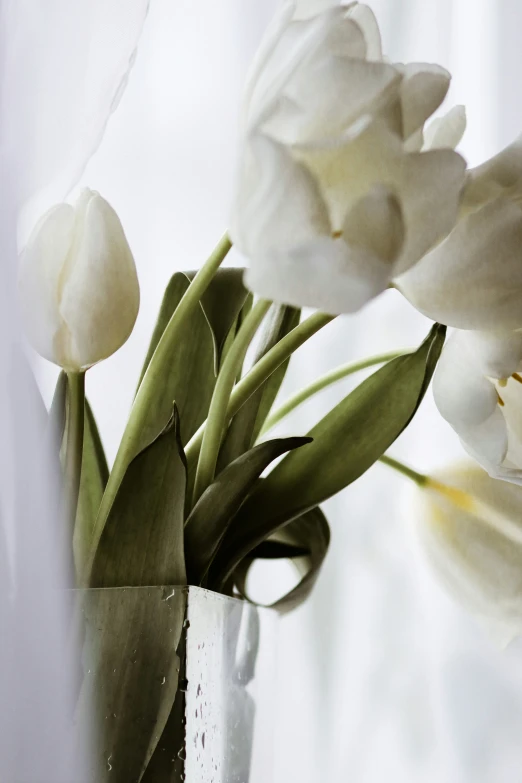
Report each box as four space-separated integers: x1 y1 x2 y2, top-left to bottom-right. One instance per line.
73 400 109 575
184 291 254 510
212 323 445 585
90 407 187 588
247 540 310 559
233 506 330 614
185 436 311 585
217 305 301 471
187 267 248 373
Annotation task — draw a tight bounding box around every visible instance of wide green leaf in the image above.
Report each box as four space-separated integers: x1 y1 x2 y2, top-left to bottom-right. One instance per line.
217 305 301 471
134 268 248 452
233 506 330 614
73 586 187 783
90 407 187 588
212 323 445 585
185 436 311 586
73 400 109 575
135 273 216 446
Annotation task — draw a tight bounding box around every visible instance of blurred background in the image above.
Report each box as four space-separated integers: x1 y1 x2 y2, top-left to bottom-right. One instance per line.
31 1 522 780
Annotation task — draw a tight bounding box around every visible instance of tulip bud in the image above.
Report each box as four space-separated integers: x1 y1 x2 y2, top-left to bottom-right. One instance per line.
18 188 140 371
415 463 522 646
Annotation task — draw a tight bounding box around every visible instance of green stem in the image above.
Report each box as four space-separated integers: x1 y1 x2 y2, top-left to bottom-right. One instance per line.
260 350 407 435
185 311 336 470
85 233 231 583
192 298 271 505
64 371 85 528
379 454 428 486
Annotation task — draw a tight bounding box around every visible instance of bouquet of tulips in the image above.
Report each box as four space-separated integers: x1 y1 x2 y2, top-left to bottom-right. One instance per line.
17 0 522 778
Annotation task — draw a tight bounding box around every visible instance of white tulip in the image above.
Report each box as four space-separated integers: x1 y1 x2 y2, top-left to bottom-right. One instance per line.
231 1 466 314
414 462 522 645
397 132 522 331
432 329 522 483
18 189 140 371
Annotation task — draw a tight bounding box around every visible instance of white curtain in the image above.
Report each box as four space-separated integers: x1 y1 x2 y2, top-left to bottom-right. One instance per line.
25 0 522 781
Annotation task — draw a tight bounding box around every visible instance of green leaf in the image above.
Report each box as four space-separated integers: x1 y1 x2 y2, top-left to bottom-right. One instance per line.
90 406 187 588
183 291 254 511
187 267 248 373
247 540 310 559
185 436 311 586
74 586 187 783
47 370 67 454
73 400 109 575
134 268 248 451
135 273 216 446
212 323 445 585
233 506 330 614
217 305 301 471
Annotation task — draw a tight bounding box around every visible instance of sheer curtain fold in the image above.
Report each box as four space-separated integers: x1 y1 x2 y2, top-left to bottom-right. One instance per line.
0 1 148 779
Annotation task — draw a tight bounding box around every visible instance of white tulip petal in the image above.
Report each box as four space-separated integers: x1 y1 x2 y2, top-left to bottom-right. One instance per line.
342 184 404 263
397 63 451 140
299 120 465 271
415 466 522 642
433 332 499 428
397 197 522 330
242 1 296 125
500 380 522 470
264 57 401 143
431 329 522 482
463 330 522 379
59 192 139 370
396 147 466 271
245 184 403 312
18 204 75 364
464 133 522 212
424 105 467 150
247 8 349 130
404 127 424 153
245 235 392 314
346 3 383 60
230 134 331 257
458 410 509 469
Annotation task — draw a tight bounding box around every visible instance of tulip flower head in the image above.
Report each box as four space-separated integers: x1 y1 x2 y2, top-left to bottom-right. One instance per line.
433 329 522 484
231 1 466 315
415 463 522 646
398 134 522 331
18 188 140 371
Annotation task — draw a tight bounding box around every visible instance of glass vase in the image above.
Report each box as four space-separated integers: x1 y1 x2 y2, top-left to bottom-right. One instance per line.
72 586 277 783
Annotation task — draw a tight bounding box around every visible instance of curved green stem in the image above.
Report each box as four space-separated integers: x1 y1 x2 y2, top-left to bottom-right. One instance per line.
260 350 407 435
192 298 271 505
64 371 85 529
85 233 231 584
379 454 428 486
185 311 336 472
